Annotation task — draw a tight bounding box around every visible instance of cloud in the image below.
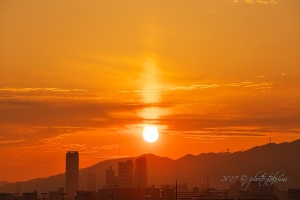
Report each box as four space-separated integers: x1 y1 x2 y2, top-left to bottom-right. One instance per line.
202 103 228 107
0 91 170 149
0 76 298 151
0 139 26 144
170 81 273 91
0 139 123 168
169 84 219 91
0 87 87 92
161 126 299 144
243 82 273 88
225 81 273 89
240 0 277 4
161 128 268 143
159 110 300 135
36 138 122 157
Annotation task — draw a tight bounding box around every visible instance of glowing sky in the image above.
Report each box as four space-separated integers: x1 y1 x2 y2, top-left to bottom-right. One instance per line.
0 0 299 182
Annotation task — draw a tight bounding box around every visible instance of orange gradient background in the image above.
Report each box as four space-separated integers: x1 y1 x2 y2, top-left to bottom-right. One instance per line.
0 0 299 182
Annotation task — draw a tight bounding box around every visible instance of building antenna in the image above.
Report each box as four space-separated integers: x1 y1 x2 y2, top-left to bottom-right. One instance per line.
207 176 210 189
176 179 178 200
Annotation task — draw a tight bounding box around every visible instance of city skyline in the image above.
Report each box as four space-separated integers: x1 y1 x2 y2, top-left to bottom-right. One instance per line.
0 0 299 183
0 139 300 199
1 139 299 192
2 182 296 200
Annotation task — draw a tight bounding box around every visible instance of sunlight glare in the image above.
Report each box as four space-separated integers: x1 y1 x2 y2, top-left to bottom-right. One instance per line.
143 126 159 143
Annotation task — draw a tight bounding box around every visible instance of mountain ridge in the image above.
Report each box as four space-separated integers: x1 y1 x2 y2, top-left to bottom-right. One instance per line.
0 139 299 193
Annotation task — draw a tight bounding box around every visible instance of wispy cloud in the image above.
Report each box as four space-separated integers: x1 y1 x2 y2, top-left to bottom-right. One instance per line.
239 0 277 4
243 82 273 88
169 84 219 91
0 139 26 144
163 126 299 144
0 135 123 163
225 81 273 89
170 81 272 91
0 87 87 92
37 138 122 157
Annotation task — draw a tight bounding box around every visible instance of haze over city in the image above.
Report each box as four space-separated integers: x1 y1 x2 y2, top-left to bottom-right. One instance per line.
0 0 299 185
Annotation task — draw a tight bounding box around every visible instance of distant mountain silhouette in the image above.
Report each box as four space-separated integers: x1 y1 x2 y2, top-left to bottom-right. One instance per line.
1 139 299 193
0 181 11 187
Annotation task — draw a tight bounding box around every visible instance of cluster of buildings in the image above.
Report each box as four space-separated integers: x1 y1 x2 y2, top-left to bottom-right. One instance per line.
1 151 299 200
65 152 148 197
1 186 300 200
106 158 147 189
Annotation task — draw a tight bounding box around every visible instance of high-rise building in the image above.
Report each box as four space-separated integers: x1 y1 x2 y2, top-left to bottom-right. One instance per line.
86 173 96 191
106 166 118 189
22 190 38 200
134 157 147 188
49 187 65 200
75 191 96 200
288 188 300 200
207 176 210 189
97 187 161 200
16 183 21 194
66 151 79 198
118 160 133 188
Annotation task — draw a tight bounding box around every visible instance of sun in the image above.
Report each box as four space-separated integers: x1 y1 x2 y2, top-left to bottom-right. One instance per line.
143 126 159 143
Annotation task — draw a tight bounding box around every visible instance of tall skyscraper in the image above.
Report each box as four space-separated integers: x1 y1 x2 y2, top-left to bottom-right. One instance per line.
16 183 21 194
134 157 147 188
106 166 117 189
66 151 79 198
118 160 133 188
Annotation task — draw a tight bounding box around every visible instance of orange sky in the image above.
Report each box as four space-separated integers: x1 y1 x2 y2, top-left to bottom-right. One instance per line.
0 0 299 182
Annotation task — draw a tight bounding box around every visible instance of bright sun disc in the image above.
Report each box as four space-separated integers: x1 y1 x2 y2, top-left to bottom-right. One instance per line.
143 126 159 143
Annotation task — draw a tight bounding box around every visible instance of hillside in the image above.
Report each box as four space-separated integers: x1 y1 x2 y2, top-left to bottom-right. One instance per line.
0 139 299 193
